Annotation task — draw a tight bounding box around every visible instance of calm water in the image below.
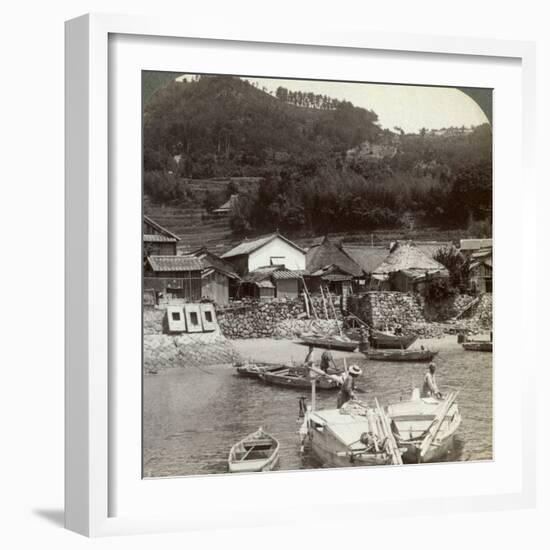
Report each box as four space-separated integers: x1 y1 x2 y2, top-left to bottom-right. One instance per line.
143 348 492 477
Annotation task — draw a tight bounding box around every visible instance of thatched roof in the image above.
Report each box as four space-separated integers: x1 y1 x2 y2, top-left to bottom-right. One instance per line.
306 236 363 277
373 241 448 276
342 245 389 274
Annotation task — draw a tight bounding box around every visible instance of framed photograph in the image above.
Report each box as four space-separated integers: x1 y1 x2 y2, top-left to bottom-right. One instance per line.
65 13 536 536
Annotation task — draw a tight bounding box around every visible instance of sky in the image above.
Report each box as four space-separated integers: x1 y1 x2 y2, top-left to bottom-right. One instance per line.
177 74 490 134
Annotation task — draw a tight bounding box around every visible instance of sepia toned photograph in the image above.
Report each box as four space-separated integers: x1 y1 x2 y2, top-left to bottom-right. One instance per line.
142 72 493 477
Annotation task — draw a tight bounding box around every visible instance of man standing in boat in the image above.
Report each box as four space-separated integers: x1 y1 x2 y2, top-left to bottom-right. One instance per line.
335 365 362 408
422 363 442 399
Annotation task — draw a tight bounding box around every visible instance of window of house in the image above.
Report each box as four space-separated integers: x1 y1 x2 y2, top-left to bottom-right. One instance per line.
172 312 181 321
204 311 213 323
190 312 199 325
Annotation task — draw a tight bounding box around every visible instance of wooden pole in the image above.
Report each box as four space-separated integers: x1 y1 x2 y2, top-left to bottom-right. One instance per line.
311 378 316 412
300 274 318 320
326 287 343 336
320 285 329 320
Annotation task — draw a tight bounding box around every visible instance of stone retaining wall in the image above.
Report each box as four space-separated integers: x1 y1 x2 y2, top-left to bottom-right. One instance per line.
143 306 242 372
217 297 341 339
347 292 425 329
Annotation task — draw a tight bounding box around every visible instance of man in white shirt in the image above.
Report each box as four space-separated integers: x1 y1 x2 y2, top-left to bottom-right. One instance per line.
422 363 442 399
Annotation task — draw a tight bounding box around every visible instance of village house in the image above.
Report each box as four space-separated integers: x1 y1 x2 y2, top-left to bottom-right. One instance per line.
372 241 449 292
212 194 239 217
183 247 240 305
221 232 306 276
144 256 203 301
237 265 304 300
143 215 180 256
305 236 364 295
468 248 493 294
460 238 493 294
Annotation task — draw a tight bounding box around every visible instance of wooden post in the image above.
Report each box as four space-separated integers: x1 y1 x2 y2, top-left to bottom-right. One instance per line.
326 287 343 336
320 285 329 320
311 378 316 412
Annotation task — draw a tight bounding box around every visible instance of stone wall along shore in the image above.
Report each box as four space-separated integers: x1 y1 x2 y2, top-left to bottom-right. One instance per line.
143 306 242 373
217 296 342 339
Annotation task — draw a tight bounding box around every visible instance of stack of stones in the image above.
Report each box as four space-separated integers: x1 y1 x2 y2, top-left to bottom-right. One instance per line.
454 293 493 333
217 297 342 340
348 292 425 330
273 319 341 339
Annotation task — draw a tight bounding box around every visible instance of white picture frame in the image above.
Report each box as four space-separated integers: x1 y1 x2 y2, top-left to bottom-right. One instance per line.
65 13 537 537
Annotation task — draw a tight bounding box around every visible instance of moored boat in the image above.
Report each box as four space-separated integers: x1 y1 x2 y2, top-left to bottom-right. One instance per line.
387 389 461 463
364 349 438 362
462 341 492 352
300 400 403 467
228 428 280 473
369 329 418 350
260 368 339 390
299 333 358 352
235 362 288 378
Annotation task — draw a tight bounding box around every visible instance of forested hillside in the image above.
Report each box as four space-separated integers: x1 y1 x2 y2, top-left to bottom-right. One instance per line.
143 75 492 239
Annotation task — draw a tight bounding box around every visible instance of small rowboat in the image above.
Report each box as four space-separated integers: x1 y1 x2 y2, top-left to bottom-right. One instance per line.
369 330 417 350
260 368 340 390
462 341 492 352
364 349 438 362
299 334 358 352
228 428 279 473
235 362 288 378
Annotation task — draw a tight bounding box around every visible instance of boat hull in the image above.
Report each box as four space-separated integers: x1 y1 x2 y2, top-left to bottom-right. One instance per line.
364 350 438 362
235 362 288 378
462 341 492 352
369 332 418 350
308 427 390 468
228 429 280 473
299 335 358 352
260 369 339 390
397 432 457 463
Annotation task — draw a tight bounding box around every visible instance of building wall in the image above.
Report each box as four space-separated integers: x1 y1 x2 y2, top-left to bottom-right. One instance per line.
144 270 202 301
275 278 299 299
202 271 230 305
248 238 306 272
145 242 177 256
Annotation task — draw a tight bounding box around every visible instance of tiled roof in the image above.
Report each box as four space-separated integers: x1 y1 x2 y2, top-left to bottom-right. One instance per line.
143 234 178 243
147 256 204 272
222 233 305 259
143 215 180 241
183 248 240 279
241 265 281 283
271 269 304 280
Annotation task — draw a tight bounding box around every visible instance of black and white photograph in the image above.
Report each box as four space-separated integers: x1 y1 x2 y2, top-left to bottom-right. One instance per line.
142 72 493 477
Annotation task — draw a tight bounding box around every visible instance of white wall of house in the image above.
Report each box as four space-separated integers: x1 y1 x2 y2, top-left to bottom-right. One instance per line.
248 237 306 271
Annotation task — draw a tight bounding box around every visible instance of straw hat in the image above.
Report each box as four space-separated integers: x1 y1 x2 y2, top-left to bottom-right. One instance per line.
349 365 362 376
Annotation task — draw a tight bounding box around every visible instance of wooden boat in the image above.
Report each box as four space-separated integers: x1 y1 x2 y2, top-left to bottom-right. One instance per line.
235 362 288 378
299 333 358 352
260 368 340 390
364 349 438 362
387 389 461 463
228 428 279 473
462 341 492 352
299 400 402 467
369 329 418 350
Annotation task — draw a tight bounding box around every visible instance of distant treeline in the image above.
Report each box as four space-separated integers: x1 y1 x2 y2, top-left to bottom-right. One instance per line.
143 75 492 236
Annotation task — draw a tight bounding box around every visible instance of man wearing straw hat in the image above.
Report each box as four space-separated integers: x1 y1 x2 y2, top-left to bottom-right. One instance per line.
335 365 362 408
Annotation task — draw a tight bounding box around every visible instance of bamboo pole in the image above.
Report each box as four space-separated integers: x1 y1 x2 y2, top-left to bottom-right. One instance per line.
326 287 343 336
319 285 329 320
